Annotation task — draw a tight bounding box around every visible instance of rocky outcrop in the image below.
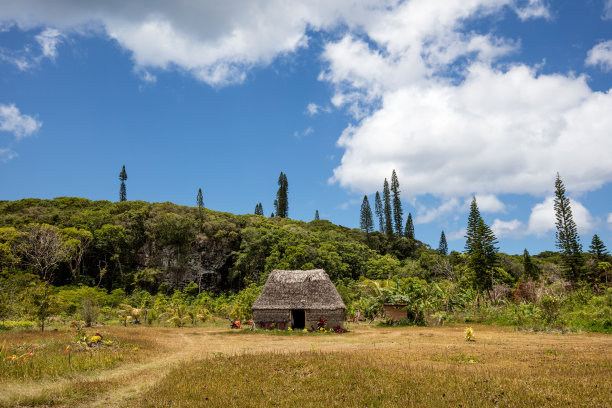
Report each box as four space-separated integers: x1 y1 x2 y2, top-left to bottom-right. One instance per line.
137 232 239 292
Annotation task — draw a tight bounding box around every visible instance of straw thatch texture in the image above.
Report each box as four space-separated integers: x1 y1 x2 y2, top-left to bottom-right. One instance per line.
252 269 346 329
253 269 346 310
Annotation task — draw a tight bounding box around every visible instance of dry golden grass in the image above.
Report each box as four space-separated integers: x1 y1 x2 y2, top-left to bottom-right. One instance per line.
1 324 610 407
0 326 159 407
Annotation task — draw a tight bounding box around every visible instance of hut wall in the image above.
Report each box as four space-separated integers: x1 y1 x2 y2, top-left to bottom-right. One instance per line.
253 309 290 329
306 309 345 329
384 304 407 322
253 309 346 329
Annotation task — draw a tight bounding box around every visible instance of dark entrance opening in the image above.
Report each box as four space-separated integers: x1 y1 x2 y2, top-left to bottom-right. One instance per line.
292 309 305 329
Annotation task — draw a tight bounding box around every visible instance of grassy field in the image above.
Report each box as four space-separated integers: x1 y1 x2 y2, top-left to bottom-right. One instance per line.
1 324 610 407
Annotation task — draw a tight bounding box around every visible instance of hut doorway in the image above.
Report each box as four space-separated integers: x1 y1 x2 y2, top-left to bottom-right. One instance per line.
292 309 305 329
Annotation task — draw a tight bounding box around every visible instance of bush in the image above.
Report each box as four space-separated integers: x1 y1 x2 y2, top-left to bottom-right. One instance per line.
80 297 100 327
540 295 560 323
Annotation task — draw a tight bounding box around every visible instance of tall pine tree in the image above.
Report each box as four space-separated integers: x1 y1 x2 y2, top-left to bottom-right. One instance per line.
254 202 264 216
390 170 403 236
438 231 448 255
405 213 414 239
360 196 374 233
196 188 204 229
464 197 498 292
554 173 583 281
382 178 393 236
275 173 289 218
464 197 481 253
118 165 127 202
315 210 320 221
374 191 384 233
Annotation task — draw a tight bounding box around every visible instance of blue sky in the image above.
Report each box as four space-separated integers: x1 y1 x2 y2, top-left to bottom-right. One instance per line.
1 0 612 255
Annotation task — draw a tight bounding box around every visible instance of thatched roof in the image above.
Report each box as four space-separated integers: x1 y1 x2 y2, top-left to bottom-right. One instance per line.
252 269 346 310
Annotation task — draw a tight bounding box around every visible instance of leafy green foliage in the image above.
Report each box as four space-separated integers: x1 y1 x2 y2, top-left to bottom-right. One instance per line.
23 280 59 332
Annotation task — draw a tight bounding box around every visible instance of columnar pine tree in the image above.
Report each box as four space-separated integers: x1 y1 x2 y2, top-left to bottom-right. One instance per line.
275 172 289 218
554 173 583 281
315 210 320 221
118 165 127 202
469 218 499 292
438 231 448 255
589 234 608 261
464 197 481 253
374 192 384 232
360 196 374 233
196 188 204 229
390 170 403 236
254 203 264 215
382 179 393 236
273 200 278 217
464 197 498 292
405 213 414 240
522 249 539 281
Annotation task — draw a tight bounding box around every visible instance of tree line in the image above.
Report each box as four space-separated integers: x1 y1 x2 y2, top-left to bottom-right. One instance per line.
359 170 610 288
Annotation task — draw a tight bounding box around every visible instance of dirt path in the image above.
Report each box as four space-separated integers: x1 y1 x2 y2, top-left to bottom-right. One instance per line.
74 325 411 407
81 330 200 408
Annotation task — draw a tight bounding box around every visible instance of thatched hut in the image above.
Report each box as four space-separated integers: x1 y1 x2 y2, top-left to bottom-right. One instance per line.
252 269 346 330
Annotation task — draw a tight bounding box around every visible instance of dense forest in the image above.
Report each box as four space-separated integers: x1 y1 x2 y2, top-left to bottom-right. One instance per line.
0 194 610 333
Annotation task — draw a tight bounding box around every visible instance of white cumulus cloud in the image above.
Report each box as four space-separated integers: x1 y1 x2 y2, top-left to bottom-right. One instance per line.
0 104 42 140
447 227 467 242
527 196 595 237
586 40 612 72
471 195 507 213
0 0 385 85
415 198 460 224
491 218 524 238
0 0 548 87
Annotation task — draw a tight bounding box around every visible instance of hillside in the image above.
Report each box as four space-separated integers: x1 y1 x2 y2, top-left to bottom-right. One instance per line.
0 197 428 292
